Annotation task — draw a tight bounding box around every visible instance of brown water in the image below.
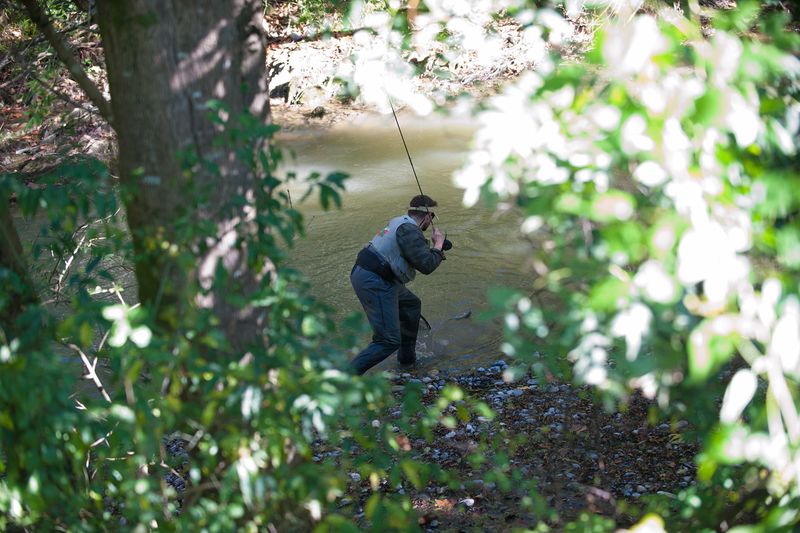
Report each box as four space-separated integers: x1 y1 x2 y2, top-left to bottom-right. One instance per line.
280 112 530 372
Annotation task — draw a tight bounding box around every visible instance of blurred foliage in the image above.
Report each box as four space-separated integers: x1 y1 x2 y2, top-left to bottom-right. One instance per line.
441 0 800 530
3 0 800 531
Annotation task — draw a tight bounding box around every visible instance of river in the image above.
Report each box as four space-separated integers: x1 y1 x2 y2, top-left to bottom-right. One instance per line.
280 112 530 372
12 112 531 374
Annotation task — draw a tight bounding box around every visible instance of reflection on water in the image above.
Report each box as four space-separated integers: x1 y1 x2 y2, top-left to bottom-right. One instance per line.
279 112 530 372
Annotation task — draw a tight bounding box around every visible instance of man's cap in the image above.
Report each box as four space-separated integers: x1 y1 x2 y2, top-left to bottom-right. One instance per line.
408 205 436 217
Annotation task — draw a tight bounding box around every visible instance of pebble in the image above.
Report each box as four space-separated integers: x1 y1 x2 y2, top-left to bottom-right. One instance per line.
340 366 697 520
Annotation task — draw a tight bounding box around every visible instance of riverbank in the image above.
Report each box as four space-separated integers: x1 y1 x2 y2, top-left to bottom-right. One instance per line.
2 1 586 175
334 362 698 531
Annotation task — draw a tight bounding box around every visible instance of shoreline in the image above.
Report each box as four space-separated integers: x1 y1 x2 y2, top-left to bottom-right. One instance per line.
333 360 699 530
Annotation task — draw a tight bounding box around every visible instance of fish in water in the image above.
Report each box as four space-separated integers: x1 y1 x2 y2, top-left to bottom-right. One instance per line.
449 310 472 321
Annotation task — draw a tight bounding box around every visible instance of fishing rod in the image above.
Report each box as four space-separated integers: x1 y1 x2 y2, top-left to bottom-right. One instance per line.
389 99 425 198
388 99 452 251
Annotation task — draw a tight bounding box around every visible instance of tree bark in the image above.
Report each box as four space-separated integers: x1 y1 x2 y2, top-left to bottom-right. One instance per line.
0 196 38 334
96 1 270 346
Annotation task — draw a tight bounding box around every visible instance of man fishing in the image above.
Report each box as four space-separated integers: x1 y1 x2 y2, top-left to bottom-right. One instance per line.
349 194 446 375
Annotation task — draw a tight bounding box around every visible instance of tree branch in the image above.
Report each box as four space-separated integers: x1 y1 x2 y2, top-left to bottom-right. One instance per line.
20 0 113 124
68 343 112 403
266 26 374 46
0 190 38 332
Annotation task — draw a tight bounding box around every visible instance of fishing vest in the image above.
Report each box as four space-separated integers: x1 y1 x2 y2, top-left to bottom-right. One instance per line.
369 214 418 284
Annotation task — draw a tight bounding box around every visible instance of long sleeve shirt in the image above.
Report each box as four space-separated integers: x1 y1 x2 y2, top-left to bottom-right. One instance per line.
396 222 445 275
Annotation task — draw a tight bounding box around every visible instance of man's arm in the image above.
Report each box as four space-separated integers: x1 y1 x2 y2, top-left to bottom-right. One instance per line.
396 223 444 275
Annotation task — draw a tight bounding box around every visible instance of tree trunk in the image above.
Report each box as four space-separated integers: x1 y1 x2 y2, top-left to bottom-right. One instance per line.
0 196 38 334
96 1 270 345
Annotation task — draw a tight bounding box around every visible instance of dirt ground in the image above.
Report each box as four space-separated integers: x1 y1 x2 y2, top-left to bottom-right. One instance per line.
325 363 698 531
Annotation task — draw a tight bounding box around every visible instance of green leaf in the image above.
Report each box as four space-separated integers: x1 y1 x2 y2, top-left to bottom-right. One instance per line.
776 228 800 269
755 173 800 219
688 320 739 383
555 193 586 216
589 191 635 223
314 516 360 533
400 460 422 489
325 171 349 188
79 322 94 347
110 405 135 423
693 89 721 126
487 287 519 309
301 315 325 337
713 0 760 32
604 221 647 264
587 277 629 312
647 213 685 259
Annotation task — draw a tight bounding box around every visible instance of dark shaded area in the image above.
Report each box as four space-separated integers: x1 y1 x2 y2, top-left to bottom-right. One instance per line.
328 364 698 531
